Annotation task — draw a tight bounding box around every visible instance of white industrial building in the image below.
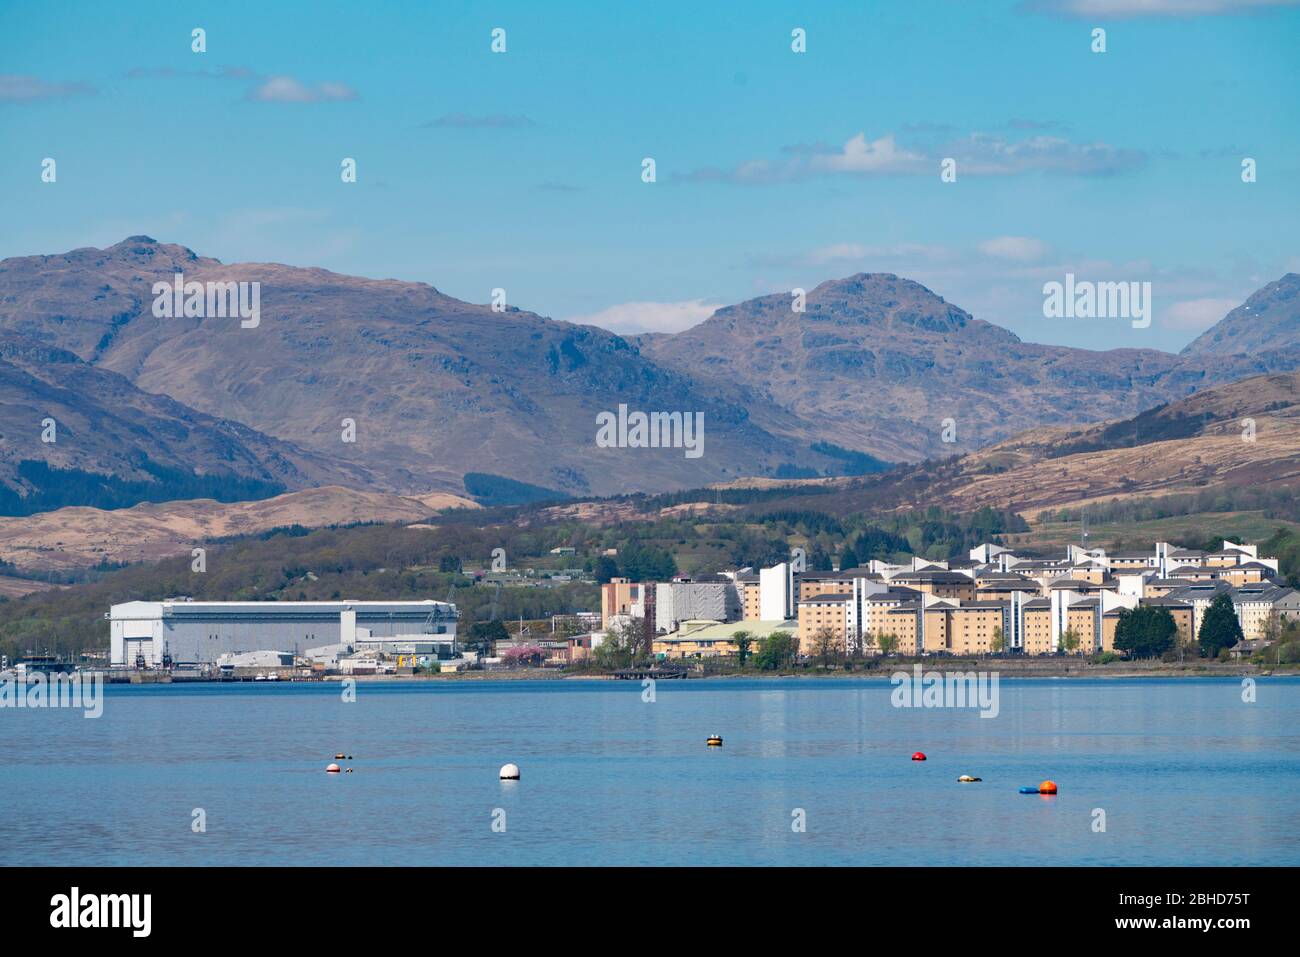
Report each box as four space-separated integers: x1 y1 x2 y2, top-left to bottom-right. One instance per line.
107 599 458 668
654 580 742 633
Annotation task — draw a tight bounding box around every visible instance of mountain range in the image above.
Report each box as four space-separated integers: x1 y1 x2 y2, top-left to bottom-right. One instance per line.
623 370 1300 524
0 237 1296 506
0 332 369 513
638 272 1300 463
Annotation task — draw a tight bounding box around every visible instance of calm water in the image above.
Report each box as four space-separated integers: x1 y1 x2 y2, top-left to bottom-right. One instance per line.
2 676 1297 866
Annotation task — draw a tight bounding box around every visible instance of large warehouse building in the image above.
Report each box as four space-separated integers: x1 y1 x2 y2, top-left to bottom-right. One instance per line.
107 599 458 668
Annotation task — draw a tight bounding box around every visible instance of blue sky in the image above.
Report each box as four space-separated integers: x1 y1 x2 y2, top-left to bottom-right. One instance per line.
2 0 1298 352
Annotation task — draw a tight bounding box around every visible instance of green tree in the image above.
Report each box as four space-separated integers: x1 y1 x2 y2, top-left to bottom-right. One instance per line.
812 627 841 671
620 543 676 581
1113 605 1177 659
808 546 833 572
1198 593 1243 658
731 629 754 667
838 546 859 572
1059 628 1081 656
753 630 798 671
592 555 619 584
468 618 509 646
876 632 898 656
593 619 641 669
990 625 1005 655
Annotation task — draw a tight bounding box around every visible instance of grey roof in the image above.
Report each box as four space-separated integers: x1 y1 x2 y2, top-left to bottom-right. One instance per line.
865 586 922 600
892 570 975 583
798 593 852 604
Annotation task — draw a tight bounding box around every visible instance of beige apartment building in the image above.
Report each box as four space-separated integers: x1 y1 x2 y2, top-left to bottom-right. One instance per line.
862 588 922 647
797 593 851 653
1066 565 1109 585
600 578 644 628
889 570 977 602
1218 564 1272 587
925 602 1005 655
1142 578 1184 598
878 605 922 655
798 574 856 602
1064 601 1100 653
1022 600 1054 655
976 582 1040 602
621 539 1291 663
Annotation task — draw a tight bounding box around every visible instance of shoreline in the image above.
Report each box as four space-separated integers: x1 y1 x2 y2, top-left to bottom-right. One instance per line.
83 659 1299 685
231 662 1300 683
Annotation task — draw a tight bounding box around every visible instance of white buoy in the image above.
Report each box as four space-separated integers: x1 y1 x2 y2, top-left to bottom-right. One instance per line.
499 763 520 780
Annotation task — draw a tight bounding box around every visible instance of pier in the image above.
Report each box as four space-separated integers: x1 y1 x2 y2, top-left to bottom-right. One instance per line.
612 666 691 680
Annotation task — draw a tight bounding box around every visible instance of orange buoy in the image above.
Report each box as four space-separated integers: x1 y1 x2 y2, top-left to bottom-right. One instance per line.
1039 779 1057 794
326 763 341 773
911 752 927 761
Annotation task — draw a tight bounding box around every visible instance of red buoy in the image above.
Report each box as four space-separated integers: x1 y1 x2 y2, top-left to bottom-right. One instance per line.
1039 779 1057 794
911 752 927 761
326 763 341 773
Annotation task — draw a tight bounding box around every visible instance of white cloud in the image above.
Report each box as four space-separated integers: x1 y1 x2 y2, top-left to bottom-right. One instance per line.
1023 0 1298 16
978 236 1051 262
807 133 927 175
0 74 94 100
677 128 1144 184
567 299 723 335
799 242 955 267
1162 297 1240 330
250 76 357 103
805 243 871 264
944 133 1145 176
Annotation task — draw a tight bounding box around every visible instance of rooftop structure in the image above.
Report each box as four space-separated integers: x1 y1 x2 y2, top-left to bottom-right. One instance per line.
107 599 457 668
